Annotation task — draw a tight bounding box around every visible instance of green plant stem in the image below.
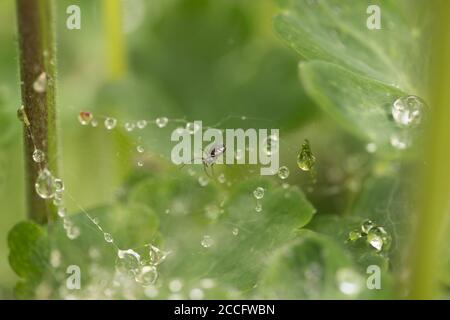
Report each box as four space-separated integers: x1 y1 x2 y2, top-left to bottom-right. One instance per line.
16 0 58 224
103 0 126 79
407 0 450 299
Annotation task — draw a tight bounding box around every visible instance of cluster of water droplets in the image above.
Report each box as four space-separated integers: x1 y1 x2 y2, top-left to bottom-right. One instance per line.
253 186 265 213
115 244 171 286
390 95 428 150
78 111 181 132
347 219 392 252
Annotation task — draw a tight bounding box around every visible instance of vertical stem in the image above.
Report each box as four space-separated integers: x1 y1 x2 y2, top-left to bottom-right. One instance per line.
407 0 450 299
102 0 126 79
16 0 58 224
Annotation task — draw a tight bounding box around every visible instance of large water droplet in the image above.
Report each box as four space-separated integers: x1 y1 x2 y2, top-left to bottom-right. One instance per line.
367 226 391 252
253 187 265 199
361 219 375 234
33 72 47 93
104 117 117 130
278 166 290 179
135 266 158 286
156 117 168 128
201 235 214 248
148 244 170 266
32 149 45 163
392 95 426 128
116 249 141 276
35 168 55 199
297 139 316 171
78 111 93 125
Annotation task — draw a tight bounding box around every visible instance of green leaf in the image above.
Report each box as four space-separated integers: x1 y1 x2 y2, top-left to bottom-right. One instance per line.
8 221 50 298
273 0 430 150
8 221 49 280
258 229 393 299
257 230 353 299
300 61 405 150
274 0 429 93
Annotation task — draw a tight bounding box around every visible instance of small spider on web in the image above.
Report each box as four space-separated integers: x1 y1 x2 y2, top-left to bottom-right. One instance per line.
179 143 226 178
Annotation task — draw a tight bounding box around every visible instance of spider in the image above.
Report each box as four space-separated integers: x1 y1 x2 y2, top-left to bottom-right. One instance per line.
180 143 226 178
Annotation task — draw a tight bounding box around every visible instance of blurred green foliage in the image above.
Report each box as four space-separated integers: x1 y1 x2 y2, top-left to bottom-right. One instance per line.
0 0 446 300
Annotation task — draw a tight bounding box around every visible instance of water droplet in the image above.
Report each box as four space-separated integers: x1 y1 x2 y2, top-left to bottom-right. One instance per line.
33 72 47 93
189 288 204 300
367 226 391 252
104 117 117 130
137 120 147 129
361 219 375 234
91 119 98 127
336 268 362 296
186 122 200 134
136 145 144 153
392 95 426 128
217 173 226 184
148 244 170 266
263 134 279 155
201 235 214 248
66 226 80 240
169 279 183 292
124 122 135 132
156 117 168 128
116 249 141 276
347 229 361 242
78 111 93 125
232 227 239 236
54 178 64 192
35 168 55 199
57 207 66 218
104 233 114 243
53 193 63 206
255 202 262 213
32 149 45 163
390 132 411 150
92 217 99 225
63 218 73 230
137 161 144 167
253 187 265 199
135 266 158 286
198 176 209 187
278 166 290 179
297 139 316 171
